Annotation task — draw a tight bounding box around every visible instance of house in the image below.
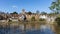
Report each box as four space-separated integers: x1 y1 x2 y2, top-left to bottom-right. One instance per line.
8 13 19 22
19 10 40 21
18 14 25 21
39 14 47 19
18 10 57 24
0 14 8 22
39 14 57 24
9 18 19 22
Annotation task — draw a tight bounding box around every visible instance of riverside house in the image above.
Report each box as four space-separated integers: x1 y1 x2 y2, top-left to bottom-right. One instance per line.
39 14 56 24
0 14 9 22
9 13 19 22
0 11 57 23
19 11 40 21
18 10 57 24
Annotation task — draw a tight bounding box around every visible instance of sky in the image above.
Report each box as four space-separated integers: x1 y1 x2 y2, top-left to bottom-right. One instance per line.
0 0 53 13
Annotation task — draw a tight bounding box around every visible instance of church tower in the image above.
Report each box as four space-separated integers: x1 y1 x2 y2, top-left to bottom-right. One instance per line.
22 9 26 14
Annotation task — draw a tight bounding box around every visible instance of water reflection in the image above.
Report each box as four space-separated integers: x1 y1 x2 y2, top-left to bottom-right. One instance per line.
40 24 54 34
0 24 55 34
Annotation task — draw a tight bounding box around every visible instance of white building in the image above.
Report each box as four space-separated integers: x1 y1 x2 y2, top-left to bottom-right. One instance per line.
39 15 47 19
19 15 25 21
39 14 56 24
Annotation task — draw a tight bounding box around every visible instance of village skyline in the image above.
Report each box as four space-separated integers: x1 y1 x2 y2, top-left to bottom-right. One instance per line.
0 0 60 34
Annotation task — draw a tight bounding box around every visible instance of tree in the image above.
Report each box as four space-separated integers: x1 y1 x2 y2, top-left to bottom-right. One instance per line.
49 11 59 16
10 11 18 17
27 11 32 15
31 16 35 21
55 17 60 26
49 0 60 13
13 11 18 14
39 18 46 21
41 12 47 15
10 11 18 14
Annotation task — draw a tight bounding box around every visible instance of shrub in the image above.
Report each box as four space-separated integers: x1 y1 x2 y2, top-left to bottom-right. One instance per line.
39 18 46 24
8 19 12 22
31 16 35 21
55 17 60 26
39 18 46 21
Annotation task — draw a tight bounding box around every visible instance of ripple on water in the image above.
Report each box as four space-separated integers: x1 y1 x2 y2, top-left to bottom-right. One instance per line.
0 25 55 34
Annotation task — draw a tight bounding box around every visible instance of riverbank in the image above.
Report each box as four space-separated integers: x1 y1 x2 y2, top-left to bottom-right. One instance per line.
55 26 60 34
0 21 46 28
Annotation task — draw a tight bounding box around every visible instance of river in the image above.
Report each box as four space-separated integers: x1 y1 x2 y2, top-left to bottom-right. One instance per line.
0 24 55 34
